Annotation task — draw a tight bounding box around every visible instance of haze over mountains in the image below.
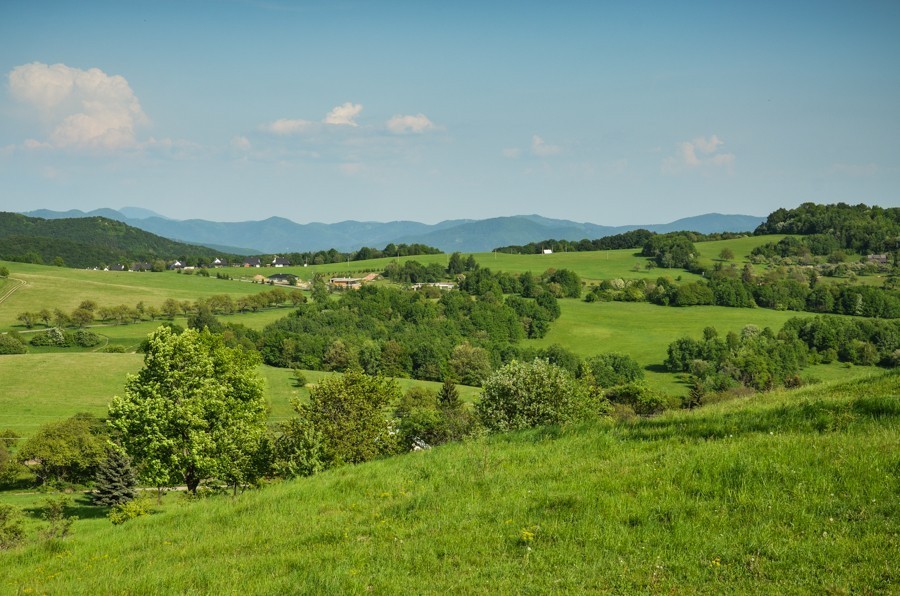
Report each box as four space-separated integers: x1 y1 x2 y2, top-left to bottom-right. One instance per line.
23 208 765 254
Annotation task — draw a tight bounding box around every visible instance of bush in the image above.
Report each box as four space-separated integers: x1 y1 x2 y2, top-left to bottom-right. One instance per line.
0 504 25 550
584 353 644 388
108 497 152 525
72 329 102 347
0 334 26 355
477 359 600 432
605 383 668 416
272 417 325 478
29 328 72 347
103 345 127 353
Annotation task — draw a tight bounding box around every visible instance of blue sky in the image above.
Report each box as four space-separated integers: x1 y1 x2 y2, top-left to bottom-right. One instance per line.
1 0 897 224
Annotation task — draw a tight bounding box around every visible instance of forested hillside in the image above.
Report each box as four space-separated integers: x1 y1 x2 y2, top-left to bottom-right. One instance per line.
754 202 900 253
0 213 236 269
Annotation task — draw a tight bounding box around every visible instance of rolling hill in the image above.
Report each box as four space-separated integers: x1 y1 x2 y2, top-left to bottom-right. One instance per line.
0 212 240 269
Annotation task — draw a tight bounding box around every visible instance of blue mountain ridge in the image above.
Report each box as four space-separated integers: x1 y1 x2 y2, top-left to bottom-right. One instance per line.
21 209 764 254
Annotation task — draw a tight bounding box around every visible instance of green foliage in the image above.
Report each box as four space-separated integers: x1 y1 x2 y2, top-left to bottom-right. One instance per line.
584 353 645 388
477 359 600 432
17 413 107 485
29 327 73 347
40 496 76 541
0 429 22 486
544 268 582 298
260 285 529 380
0 265 9 278
108 326 268 493
0 504 25 550
107 497 152 525
272 416 325 478
604 383 667 416
448 342 492 386
292 369 400 467
666 324 811 392
642 234 698 269
291 368 308 387
92 447 137 507
393 384 477 449
0 333 27 354
783 315 900 367
755 202 900 253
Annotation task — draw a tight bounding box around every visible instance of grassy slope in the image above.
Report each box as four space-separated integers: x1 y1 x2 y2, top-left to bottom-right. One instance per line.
1 371 897 593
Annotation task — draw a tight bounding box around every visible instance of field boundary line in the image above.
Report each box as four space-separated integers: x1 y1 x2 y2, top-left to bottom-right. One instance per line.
0 276 26 307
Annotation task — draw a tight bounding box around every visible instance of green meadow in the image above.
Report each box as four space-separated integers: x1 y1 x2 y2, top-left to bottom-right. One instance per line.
0 261 275 332
1 371 896 593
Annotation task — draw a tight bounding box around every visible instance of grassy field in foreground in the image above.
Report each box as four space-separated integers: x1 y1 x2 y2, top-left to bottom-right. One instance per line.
1 371 896 593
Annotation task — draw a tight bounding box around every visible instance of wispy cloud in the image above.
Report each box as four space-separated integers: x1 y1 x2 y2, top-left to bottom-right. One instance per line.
503 135 562 159
8 62 148 150
662 134 734 174
386 113 435 134
531 135 561 156
262 118 315 135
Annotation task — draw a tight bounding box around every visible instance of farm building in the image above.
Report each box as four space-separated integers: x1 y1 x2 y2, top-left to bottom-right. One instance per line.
243 257 262 267
330 277 362 289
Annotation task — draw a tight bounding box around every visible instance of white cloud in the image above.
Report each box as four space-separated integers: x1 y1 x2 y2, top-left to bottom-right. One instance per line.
8 62 148 150
502 147 522 159
386 113 435 134
324 102 363 126
262 118 315 135
531 135 561 156
662 135 734 173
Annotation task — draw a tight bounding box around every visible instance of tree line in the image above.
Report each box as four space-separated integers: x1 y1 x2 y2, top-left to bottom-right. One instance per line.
754 202 900 254
493 229 748 255
586 265 900 319
666 315 899 403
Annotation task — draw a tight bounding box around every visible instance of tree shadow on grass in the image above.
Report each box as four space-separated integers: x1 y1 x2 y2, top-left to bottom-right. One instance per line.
22 493 109 521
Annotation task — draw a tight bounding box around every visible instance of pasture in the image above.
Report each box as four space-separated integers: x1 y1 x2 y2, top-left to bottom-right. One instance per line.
0 261 277 332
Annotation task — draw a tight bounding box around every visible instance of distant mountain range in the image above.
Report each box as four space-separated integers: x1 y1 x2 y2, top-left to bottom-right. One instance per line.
22 208 765 253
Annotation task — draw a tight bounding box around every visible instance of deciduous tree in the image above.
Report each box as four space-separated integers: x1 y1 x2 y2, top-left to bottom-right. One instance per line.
108 327 267 494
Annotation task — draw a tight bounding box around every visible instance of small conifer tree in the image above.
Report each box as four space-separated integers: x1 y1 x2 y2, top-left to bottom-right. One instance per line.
92 448 137 507
437 378 461 410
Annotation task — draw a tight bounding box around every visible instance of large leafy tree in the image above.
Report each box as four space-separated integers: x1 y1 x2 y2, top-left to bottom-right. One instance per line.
108 326 267 494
